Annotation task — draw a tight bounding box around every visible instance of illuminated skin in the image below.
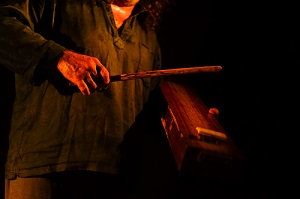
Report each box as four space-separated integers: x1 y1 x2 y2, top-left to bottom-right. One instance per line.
57 0 140 95
57 50 110 96
111 0 140 28
113 0 140 6
111 4 135 28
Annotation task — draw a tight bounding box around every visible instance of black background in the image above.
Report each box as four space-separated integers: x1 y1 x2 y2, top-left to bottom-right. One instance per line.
157 1 297 197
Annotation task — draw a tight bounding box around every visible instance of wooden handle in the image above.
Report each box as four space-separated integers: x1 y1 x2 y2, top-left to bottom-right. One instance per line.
110 66 222 82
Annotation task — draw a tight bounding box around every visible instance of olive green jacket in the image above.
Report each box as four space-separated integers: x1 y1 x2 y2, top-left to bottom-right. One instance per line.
0 0 162 179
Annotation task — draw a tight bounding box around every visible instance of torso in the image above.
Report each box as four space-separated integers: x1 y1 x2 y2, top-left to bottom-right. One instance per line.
5 0 159 180
110 4 135 29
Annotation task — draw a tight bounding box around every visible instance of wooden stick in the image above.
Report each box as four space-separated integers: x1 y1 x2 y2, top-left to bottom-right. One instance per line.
110 66 222 82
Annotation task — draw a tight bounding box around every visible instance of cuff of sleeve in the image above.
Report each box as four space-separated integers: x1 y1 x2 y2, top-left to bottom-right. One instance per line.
32 41 66 85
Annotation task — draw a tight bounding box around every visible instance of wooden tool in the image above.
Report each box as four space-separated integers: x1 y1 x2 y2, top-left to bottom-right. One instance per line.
110 65 222 82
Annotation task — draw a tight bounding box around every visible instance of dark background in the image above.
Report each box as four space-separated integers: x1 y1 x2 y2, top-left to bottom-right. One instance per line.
1 0 298 198
157 1 297 198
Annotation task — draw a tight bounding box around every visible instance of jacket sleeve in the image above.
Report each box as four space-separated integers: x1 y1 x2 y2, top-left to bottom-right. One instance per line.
0 0 66 85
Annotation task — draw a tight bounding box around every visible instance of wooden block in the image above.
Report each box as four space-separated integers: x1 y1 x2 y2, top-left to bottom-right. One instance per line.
159 78 246 182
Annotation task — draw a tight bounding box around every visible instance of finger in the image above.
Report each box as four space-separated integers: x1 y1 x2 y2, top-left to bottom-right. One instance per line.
93 57 102 68
77 80 90 96
96 65 110 84
83 60 97 76
94 59 110 84
101 69 110 84
92 58 102 76
85 73 97 89
96 84 109 92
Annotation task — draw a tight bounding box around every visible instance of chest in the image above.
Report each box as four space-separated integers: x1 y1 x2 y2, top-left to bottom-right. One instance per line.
110 4 135 29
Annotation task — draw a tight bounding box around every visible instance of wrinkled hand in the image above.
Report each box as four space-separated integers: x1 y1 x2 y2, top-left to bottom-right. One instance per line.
57 50 110 95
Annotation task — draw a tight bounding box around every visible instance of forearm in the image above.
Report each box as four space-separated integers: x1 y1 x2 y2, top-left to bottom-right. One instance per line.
0 2 66 84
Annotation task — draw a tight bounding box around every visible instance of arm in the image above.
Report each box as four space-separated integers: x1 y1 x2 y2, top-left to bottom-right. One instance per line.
0 0 109 95
0 1 64 80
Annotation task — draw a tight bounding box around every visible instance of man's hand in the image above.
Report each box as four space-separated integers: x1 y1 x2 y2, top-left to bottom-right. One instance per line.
57 50 110 95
